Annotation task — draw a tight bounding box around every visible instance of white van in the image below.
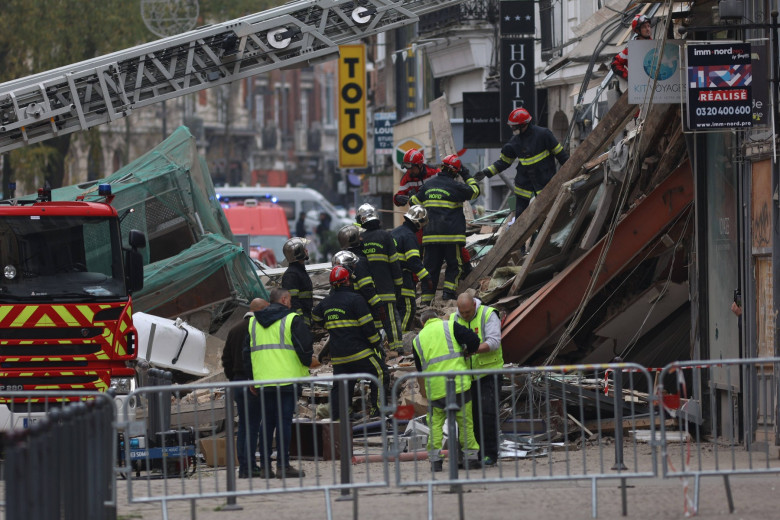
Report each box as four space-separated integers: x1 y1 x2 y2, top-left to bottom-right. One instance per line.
214 186 353 239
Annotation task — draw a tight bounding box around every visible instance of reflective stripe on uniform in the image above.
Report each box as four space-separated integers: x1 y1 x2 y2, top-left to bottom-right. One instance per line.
331 348 376 365
422 200 462 209
421 234 465 243
518 149 550 166
250 314 290 352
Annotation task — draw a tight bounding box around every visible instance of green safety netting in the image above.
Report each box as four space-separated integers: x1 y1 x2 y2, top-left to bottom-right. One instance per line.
34 126 268 312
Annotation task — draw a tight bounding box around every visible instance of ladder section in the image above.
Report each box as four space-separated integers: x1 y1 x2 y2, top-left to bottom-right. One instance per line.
0 0 462 153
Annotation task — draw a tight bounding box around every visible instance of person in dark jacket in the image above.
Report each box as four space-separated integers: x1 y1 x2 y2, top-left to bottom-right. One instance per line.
336 225 385 340
410 155 480 304
243 288 312 479
222 297 268 478
312 266 389 420
391 205 432 332
295 212 307 238
474 107 568 219
281 237 313 326
355 205 405 354
393 148 439 207
332 248 381 311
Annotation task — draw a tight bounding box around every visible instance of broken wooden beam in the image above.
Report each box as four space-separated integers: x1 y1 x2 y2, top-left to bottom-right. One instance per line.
460 92 638 291
499 160 694 364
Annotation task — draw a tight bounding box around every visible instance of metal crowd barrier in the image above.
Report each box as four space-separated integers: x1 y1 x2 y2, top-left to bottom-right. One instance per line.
5 358 780 520
1 391 116 520
388 363 657 519
119 373 388 520
657 357 780 516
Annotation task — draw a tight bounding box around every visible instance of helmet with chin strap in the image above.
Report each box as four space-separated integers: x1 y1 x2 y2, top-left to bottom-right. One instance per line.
508 107 532 126
356 203 380 225
404 205 428 230
331 250 359 270
329 265 351 287
402 148 424 169
337 224 363 249
632 14 650 33
282 237 309 262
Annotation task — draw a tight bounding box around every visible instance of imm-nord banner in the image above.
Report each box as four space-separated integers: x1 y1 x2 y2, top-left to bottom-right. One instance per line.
686 42 752 130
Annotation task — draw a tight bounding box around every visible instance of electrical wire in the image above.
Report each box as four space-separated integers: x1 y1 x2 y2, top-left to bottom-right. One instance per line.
542 0 679 366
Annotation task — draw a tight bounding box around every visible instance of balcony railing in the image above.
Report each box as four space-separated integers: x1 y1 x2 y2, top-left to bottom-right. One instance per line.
418 0 499 35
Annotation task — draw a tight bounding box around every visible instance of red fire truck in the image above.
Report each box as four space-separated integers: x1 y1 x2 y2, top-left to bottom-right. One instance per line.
0 185 145 430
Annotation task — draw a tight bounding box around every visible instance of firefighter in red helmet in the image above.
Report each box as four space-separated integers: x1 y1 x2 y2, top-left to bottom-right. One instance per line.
474 108 568 219
611 14 653 81
393 148 440 206
312 265 389 420
410 154 480 303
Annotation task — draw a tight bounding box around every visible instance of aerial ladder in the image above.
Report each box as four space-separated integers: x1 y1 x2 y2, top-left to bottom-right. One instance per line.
0 0 464 154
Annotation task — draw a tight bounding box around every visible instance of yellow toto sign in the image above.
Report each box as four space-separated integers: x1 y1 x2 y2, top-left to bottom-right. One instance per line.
338 44 367 168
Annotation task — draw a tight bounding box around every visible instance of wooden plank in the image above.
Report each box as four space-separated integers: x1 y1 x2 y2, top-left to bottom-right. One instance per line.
751 159 772 250
508 184 572 296
460 92 638 291
430 95 474 221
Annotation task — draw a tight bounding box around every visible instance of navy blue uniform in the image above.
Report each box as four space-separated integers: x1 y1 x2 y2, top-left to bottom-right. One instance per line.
312 286 389 419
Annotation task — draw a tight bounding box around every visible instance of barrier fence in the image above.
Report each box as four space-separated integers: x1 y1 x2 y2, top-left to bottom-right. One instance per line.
2 359 780 519
118 373 388 520
1 391 116 520
388 363 656 519
657 357 780 516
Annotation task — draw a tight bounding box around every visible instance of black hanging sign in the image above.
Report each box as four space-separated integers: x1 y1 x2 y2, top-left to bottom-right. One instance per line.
500 38 535 142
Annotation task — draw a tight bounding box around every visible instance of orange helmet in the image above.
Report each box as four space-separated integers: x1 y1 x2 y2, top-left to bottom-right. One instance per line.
402 148 424 169
329 265 351 287
508 107 532 126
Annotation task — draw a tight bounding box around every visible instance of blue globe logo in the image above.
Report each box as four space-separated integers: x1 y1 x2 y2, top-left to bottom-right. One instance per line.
642 45 678 80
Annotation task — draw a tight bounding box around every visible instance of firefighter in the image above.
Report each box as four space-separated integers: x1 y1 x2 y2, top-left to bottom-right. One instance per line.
281 237 313 326
412 309 482 472
390 205 432 332
473 107 569 219
453 293 504 467
611 14 652 81
410 154 480 303
243 287 312 479
393 148 474 276
332 249 381 307
336 226 383 324
393 148 439 207
355 205 405 354
312 265 389 420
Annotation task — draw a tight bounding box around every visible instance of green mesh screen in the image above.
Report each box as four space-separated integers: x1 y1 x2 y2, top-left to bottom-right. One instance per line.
34 126 268 312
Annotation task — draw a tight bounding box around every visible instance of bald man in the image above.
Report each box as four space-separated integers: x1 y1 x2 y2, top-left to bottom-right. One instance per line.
453 293 504 466
222 297 268 478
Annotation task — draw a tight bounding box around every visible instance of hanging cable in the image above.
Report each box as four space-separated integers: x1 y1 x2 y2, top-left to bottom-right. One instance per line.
542 0 678 366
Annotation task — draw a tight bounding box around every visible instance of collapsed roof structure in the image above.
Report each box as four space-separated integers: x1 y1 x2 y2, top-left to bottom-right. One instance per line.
24 127 267 330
